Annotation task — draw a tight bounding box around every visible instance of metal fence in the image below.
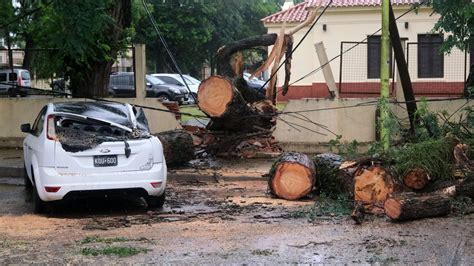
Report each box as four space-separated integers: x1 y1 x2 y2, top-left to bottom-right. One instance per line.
339 41 396 96
339 41 470 97
406 42 469 95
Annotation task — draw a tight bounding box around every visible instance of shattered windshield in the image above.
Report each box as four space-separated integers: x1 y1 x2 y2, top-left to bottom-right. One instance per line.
53 102 151 153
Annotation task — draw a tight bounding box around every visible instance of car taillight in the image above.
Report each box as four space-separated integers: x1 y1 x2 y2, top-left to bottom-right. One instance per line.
150 182 162 188
45 186 61 193
46 114 57 140
17 75 22 87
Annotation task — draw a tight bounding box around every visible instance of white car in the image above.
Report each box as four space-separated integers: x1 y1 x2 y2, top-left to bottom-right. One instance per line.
0 68 31 97
150 73 200 101
21 101 167 213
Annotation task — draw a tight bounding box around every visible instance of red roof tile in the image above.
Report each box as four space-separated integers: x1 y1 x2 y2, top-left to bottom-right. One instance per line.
262 0 420 23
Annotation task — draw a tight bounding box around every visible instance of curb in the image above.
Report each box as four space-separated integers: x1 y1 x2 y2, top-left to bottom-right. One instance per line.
0 166 23 178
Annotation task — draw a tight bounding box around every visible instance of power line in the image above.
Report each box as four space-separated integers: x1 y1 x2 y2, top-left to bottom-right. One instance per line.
258 0 334 93
141 0 198 104
283 4 419 92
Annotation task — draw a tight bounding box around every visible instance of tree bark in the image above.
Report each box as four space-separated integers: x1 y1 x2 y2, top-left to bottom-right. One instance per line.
313 153 355 197
268 152 316 200
216 33 278 78
156 130 195 167
384 193 451 221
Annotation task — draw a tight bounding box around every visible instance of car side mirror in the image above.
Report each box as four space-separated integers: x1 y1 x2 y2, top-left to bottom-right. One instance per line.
21 123 31 133
146 82 152 88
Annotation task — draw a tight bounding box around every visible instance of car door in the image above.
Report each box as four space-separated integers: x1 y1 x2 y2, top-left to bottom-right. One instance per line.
24 106 47 177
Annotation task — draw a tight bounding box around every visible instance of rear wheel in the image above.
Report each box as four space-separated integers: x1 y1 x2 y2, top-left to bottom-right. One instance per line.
146 191 166 209
23 164 33 190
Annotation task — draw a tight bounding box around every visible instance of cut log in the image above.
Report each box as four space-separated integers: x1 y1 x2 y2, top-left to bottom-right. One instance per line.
198 76 274 133
403 167 430 190
438 177 474 199
155 130 194 167
384 193 451 221
268 152 316 200
354 166 394 205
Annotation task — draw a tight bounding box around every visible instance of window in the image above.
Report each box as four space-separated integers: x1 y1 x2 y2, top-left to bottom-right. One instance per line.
418 34 444 78
367 36 393 79
0 73 6 82
31 107 47 136
159 76 182 85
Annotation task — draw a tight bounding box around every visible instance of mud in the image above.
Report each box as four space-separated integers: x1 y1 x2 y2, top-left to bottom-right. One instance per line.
0 177 473 264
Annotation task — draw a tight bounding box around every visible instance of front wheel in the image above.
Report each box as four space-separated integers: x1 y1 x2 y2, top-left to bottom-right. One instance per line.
146 192 165 209
156 93 171 102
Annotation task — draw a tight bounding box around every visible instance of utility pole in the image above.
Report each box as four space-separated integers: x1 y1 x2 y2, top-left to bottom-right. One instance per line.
380 0 391 151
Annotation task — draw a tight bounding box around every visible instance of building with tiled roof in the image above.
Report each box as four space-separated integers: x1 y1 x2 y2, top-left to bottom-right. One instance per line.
262 0 470 101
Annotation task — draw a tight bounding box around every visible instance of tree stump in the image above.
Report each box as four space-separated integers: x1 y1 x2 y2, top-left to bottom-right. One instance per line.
198 76 274 133
156 130 194 167
268 152 316 200
384 193 451 221
354 166 394 205
403 167 430 190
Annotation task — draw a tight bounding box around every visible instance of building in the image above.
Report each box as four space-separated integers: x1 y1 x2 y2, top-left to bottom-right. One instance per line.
262 0 472 101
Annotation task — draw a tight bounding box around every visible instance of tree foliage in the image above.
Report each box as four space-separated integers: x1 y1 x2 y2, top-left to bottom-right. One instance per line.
428 0 473 52
134 0 282 76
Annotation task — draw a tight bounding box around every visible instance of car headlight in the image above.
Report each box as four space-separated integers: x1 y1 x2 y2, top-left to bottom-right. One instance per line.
171 87 181 94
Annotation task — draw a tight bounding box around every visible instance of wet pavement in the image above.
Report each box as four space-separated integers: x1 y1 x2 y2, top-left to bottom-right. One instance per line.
1 175 473 264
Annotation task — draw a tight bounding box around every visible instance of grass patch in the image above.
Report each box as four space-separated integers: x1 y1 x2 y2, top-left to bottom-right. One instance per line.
81 246 148 257
79 236 130 245
180 106 206 123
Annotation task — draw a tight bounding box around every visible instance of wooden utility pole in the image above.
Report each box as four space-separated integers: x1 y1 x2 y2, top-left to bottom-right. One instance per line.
380 0 391 151
389 3 418 134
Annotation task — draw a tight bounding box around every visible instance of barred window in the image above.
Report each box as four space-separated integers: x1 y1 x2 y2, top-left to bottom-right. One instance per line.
418 34 444 78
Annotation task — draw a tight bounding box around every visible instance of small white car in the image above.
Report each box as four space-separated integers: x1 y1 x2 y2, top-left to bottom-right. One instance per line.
21 101 167 213
0 68 31 97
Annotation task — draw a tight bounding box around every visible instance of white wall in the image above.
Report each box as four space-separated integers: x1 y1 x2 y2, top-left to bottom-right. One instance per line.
265 6 469 86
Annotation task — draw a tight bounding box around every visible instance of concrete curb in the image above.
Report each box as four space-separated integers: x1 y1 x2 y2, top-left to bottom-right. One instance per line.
0 166 23 178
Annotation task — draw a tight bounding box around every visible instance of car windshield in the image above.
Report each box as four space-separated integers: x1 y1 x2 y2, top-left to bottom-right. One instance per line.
184 75 200 84
21 71 30 80
146 75 165 85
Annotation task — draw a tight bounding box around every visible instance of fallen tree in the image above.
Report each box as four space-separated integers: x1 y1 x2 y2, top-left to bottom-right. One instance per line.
268 152 316 200
156 130 194 167
384 193 452 221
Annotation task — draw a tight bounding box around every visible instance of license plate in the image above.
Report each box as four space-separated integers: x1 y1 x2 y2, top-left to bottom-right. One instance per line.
93 155 118 167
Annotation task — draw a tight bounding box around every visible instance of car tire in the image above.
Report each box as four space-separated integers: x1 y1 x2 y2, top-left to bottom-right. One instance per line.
146 192 166 209
156 93 170 102
24 164 33 190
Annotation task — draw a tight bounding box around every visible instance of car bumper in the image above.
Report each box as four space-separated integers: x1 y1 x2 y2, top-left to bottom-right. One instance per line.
35 162 167 201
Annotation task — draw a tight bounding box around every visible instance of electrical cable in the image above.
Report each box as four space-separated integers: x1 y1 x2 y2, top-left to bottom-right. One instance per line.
141 0 198 104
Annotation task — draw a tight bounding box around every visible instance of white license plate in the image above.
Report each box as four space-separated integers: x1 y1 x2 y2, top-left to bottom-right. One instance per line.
93 155 118 167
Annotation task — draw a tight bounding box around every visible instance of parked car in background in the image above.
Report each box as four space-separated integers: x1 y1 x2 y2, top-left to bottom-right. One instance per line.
243 72 267 95
151 73 200 101
108 72 189 104
50 78 68 92
21 101 167 213
0 68 31 97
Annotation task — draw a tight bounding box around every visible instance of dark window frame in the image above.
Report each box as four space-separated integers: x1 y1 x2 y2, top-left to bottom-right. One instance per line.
417 34 444 78
31 106 47 137
367 35 393 79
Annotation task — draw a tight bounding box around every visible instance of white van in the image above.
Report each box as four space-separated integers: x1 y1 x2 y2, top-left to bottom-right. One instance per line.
0 68 31 96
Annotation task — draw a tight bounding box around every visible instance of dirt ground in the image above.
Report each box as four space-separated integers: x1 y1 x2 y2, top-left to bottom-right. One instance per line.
0 161 473 264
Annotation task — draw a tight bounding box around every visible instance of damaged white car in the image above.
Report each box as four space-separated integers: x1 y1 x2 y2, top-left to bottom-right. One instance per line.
21 101 167 213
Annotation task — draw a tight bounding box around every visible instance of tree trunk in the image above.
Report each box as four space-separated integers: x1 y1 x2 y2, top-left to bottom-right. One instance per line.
268 152 316 200
198 76 274 133
69 0 132 98
21 34 35 70
216 33 278 78
384 193 451 221
156 130 195 167
354 166 394 205
438 177 474 199
403 167 430 190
